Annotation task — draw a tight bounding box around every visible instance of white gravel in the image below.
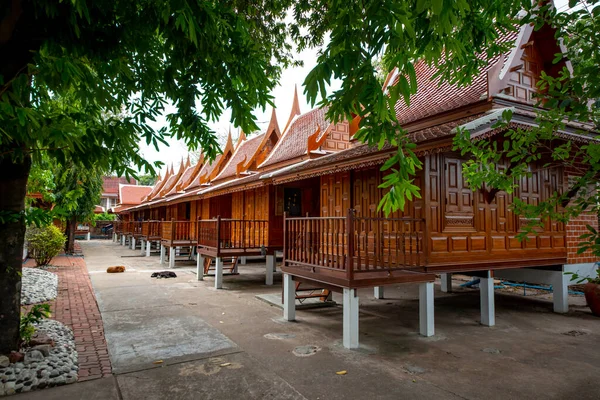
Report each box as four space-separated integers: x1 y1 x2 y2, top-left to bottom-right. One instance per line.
21 268 58 305
0 320 78 396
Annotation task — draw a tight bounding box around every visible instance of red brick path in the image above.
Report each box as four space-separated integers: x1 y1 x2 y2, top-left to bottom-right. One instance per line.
24 248 111 381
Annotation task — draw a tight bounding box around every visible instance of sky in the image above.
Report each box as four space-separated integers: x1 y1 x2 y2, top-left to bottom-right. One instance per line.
139 0 575 175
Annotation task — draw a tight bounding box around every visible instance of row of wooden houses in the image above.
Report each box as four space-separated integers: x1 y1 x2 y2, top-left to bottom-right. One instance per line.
112 19 598 349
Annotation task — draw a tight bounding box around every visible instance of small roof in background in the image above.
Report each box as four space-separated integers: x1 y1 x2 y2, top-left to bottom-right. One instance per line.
118 184 153 205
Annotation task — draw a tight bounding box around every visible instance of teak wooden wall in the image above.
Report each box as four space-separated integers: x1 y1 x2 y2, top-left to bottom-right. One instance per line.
318 152 567 268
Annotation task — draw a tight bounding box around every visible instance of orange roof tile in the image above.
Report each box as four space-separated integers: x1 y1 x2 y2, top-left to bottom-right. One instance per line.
259 107 329 169
213 133 265 182
392 30 520 125
119 184 153 205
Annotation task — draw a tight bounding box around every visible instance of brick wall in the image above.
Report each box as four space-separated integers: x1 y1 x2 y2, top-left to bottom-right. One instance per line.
566 212 599 264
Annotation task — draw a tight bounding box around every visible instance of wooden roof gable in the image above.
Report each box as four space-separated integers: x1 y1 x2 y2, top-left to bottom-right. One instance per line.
144 166 172 202
212 132 265 183
159 159 186 197
243 107 281 171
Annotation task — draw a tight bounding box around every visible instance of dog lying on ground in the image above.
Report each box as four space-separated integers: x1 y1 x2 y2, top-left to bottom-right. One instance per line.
151 271 177 279
106 266 126 273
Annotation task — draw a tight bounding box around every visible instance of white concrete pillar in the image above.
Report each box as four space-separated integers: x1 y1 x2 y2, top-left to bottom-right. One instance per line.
121 235 126 246
440 273 452 293
140 239 145 255
215 257 223 289
480 272 495 327
374 286 384 299
86 232 91 241
145 240 151 257
160 244 166 265
196 255 205 281
113 232 117 242
266 255 275 285
283 273 296 321
419 282 435 337
131 237 136 250
169 246 176 269
240 256 247 265
553 270 569 313
343 288 360 349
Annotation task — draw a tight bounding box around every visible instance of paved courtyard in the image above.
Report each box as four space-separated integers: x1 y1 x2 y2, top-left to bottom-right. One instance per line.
16 240 600 399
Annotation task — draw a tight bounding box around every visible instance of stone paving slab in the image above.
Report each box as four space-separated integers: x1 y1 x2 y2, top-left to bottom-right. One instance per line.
116 352 306 400
24 249 111 381
101 304 238 374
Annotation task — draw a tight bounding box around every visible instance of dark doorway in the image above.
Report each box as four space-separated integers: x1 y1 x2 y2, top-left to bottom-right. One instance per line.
284 188 302 217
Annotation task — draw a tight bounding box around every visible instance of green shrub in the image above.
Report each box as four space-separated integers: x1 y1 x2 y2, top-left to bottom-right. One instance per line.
26 224 66 266
94 212 116 221
20 304 52 345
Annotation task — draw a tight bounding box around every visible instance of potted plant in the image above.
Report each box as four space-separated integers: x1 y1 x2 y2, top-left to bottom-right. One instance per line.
566 224 600 316
567 268 600 316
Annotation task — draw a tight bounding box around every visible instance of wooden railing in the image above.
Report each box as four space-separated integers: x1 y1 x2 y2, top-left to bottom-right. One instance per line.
284 209 425 280
132 221 143 236
162 220 197 243
141 221 161 238
114 221 123 234
122 221 133 234
197 217 269 255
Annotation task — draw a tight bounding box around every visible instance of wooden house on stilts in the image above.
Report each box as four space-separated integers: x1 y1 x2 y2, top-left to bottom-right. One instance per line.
115 19 598 349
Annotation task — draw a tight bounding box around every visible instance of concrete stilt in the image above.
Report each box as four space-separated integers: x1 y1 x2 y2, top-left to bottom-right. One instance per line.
419 282 435 337
374 286 384 299
160 244 166 265
121 235 125 246
169 246 176 269
343 288 360 349
145 240 151 257
440 273 452 293
240 256 247 265
86 232 91 241
480 272 495 327
113 232 117 242
283 273 295 321
553 270 569 313
214 257 223 289
196 255 205 281
140 239 145 255
265 255 275 285
131 237 136 250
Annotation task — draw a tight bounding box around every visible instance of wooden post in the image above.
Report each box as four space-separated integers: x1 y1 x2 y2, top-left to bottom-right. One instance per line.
216 215 221 257
171 218 175 245
283 212 287 263
346 209 355 282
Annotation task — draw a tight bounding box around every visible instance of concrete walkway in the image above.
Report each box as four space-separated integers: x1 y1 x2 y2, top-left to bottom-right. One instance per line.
16 240 600 399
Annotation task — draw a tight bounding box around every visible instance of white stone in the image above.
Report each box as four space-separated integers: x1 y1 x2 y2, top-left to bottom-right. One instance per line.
21 268 58 305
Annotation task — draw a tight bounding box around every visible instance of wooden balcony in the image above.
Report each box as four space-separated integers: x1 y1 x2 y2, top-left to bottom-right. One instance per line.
132 221 143 238
122 221 133 235
114 221 123 234
161 220 197 247
141 221 162 241
282 210 435 289
197 217 281 258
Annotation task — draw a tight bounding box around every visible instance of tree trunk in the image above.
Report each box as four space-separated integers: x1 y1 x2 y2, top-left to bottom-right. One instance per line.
65 215 76 254
0 154 31 355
